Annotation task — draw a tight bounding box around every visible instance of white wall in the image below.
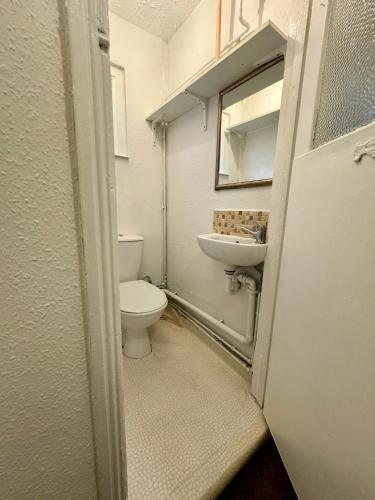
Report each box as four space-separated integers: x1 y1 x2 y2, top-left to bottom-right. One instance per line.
165 0 216 98
219 114 241 184
226 80 283 125
0 1 97 498
166 0 297 96
241 122 278 181
167 97 272 356
166 1 297 355
109 12 166 283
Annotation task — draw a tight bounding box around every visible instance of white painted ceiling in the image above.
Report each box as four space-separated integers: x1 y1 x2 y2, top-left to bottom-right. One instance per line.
109 0 202 41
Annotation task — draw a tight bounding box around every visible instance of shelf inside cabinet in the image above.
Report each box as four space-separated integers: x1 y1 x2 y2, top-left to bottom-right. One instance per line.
226 109 280 135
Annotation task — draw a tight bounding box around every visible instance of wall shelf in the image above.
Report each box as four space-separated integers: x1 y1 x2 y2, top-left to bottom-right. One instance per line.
145 21 286 128
226 109 280 135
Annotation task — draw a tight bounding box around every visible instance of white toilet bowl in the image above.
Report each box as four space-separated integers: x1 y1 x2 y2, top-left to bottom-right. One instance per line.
120 280 167 358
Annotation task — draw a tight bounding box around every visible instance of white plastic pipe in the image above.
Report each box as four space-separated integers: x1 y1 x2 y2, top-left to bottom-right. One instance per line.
162 123 168 287
165 287 257 345
235 272 258 343
225 272 235 294
222 0 251 53
244 290 257 343
237 0 250 37
172 302 251 367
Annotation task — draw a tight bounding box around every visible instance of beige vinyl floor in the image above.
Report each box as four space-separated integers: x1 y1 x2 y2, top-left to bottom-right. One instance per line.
122 310 268 500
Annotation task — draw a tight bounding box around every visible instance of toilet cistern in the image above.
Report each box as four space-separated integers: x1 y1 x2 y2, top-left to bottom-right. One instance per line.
118 234 167 358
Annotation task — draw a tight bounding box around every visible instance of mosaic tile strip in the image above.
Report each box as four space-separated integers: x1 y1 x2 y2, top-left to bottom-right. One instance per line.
213 209 269 239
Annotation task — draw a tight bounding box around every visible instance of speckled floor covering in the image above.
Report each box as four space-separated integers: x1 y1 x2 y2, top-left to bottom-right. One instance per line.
122 314 268 500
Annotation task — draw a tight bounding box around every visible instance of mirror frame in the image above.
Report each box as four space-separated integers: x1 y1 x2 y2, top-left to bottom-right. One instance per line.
215 55 284 190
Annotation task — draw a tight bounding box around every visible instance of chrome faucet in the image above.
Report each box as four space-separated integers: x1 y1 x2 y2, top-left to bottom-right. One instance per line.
241 223 266 244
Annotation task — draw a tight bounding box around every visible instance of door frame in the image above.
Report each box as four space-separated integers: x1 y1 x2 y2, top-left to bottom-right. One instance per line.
60 1 126 498
59 0 313 494
251 0 312 404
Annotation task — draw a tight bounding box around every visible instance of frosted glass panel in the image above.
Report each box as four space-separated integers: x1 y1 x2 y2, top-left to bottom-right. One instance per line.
313 0 375 148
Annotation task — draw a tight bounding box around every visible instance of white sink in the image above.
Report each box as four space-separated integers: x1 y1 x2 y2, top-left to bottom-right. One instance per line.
197 233 267 267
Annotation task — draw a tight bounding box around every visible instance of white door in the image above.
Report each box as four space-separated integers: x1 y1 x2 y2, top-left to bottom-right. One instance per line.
264 1 375 499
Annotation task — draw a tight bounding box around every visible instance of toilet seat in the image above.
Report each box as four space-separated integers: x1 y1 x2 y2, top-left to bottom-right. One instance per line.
120 280 167 314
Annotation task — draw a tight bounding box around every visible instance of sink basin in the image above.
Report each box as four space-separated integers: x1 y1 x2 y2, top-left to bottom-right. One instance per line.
197 233 267 267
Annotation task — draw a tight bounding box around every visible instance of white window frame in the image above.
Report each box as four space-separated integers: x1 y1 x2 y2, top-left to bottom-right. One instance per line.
110 62 129 158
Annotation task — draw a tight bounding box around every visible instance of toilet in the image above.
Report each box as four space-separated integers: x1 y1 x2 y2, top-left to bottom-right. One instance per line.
118 234 167 358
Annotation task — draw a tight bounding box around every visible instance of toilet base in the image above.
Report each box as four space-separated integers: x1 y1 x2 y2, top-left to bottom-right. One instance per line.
123 327 151 358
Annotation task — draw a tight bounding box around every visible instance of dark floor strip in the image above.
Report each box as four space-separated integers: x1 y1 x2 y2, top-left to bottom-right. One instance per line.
217 438 297 500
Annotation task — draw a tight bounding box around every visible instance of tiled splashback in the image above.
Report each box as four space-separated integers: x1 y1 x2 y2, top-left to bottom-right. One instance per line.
213 209 269 239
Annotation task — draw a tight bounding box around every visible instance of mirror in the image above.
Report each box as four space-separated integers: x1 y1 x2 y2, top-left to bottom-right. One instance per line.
215 57 284 190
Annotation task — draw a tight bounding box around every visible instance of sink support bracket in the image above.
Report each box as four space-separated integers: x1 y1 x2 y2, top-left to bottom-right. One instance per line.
184 90 208 131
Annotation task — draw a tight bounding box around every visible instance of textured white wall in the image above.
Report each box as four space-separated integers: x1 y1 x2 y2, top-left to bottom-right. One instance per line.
108 0 201 41
0 1 97 498
166 1 297 354
109 12 166 284
167 97 271 356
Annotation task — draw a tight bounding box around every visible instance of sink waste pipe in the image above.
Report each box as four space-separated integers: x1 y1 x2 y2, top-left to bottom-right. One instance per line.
231 270 259 344
165 274 258 345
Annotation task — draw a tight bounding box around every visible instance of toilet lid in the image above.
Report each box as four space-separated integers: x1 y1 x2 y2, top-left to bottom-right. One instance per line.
119 280 167 314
